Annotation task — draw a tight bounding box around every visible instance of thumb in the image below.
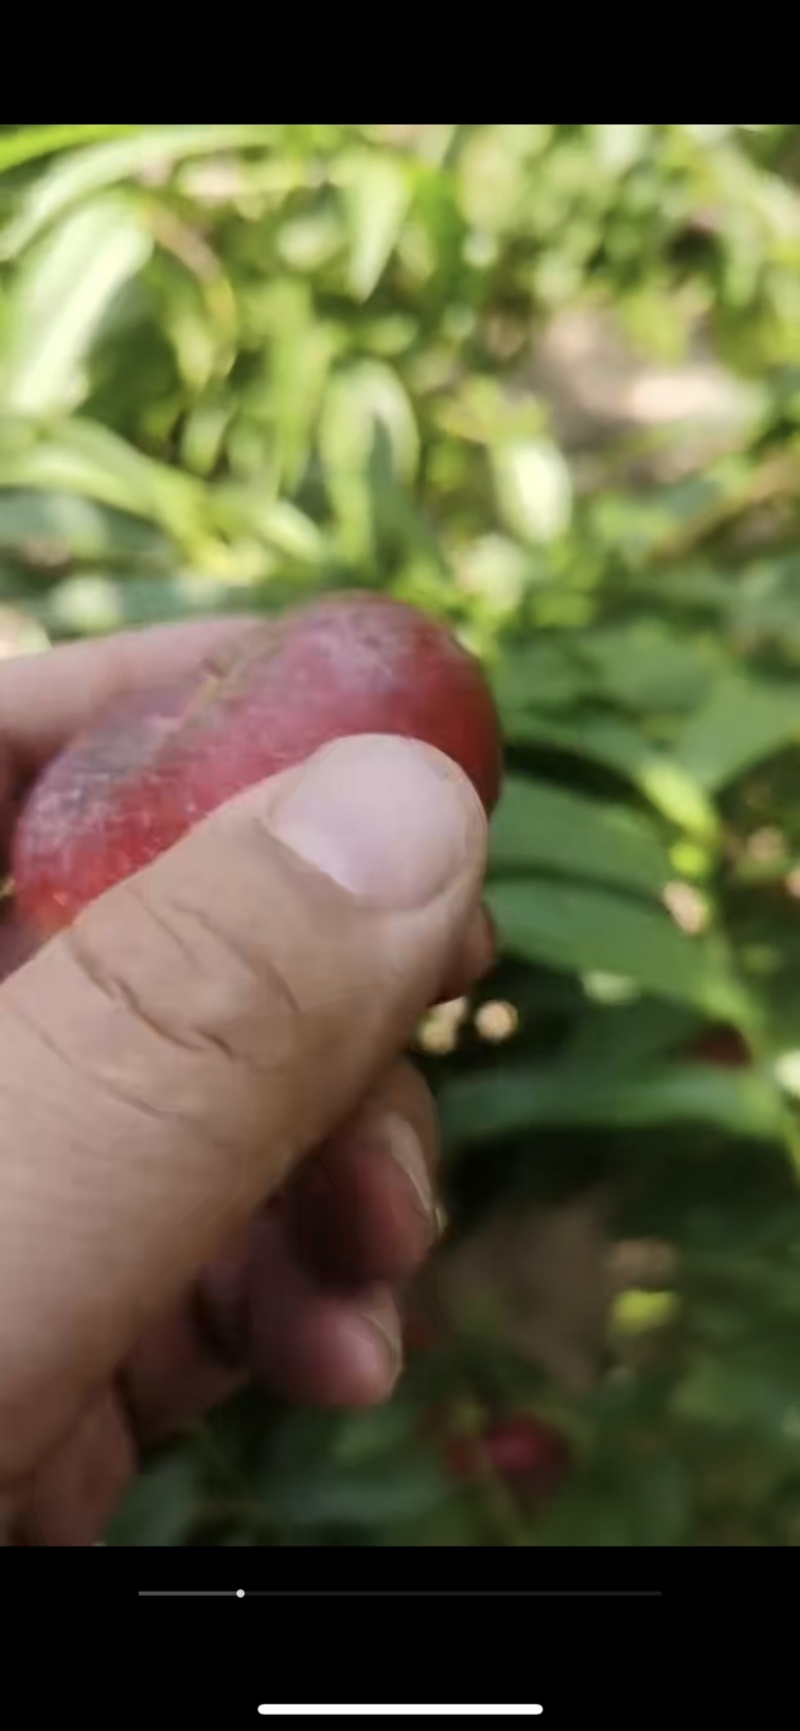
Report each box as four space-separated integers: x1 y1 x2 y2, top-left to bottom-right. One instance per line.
0 735 485 1477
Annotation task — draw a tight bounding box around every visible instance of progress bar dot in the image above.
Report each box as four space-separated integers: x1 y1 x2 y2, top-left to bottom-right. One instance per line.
237 1591 245 1599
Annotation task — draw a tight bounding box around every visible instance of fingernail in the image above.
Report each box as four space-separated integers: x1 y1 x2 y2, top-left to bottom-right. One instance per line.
270 735 481 908
357 1298 403 1389
382 1112 435 1235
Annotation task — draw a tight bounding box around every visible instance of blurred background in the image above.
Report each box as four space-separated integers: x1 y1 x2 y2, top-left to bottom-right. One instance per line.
3 123 800 1546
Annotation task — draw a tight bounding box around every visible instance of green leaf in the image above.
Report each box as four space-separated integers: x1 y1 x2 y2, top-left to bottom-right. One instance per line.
619 1455 691 1547
0 419 208 546
488 877 746 1018
0 125 142 175
580 626 714 714
0 489 169 563
530 1485 634 1548
493 643 590 712
502 709 718 840
675 671 800 791
330 1404 420 1467
589 124 652 173
105 1448 200 1546
212 486 327 565
260 1458 448 1529
440 1061 785 1148
272 303 340 493
1 125 274 256
320 360 419 485
319 360 419 560
457 129 528 232
489 775 672 898
341 150 412 300
561 1000 701 1076
2 198 152 416
540 1449 691 1548
672 1349 800 1438
38 569 264 636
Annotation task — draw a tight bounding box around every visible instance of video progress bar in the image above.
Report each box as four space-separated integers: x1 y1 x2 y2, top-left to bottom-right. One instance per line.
139 1590 662 1599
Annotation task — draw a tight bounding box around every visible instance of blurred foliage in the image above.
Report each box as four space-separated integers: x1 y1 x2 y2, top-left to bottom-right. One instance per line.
5 123 800 1544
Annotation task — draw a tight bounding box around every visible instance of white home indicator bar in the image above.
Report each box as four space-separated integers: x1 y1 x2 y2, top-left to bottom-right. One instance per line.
256 1710 544 1718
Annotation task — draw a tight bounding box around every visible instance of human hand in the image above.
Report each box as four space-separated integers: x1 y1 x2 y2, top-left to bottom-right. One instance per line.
0 618 490 1545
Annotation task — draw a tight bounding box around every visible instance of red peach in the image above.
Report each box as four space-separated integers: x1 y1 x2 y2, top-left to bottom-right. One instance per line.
13 593 502 938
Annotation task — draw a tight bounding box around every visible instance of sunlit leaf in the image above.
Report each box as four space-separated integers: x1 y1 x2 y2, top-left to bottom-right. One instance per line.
341 150 412 300
1 125 274 256
0 125 141 175
590 124 652 173
266 282 340 492
319 359 419 560
457 129 528 232
2 198 151 415
492 439 573 544
0 419 208 546
320 360 419 484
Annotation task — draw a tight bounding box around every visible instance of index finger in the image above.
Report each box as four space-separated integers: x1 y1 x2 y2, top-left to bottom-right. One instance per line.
0 615 260 780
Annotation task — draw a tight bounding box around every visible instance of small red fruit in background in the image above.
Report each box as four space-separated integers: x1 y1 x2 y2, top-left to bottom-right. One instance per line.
12 593 502 937
683 1024 751 1068
445 1414 570 1497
